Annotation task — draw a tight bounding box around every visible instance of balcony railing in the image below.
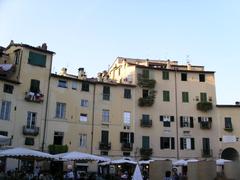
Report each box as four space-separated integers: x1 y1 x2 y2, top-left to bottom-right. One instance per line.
140 148 153 158
140 119 152 127
22 126 39 136
99 142 111 150
48 144 68 155
224 127 233 132
25 91 44 103
200 122 211 129
138 97 154 107
121 143 133 151
201 149 213 158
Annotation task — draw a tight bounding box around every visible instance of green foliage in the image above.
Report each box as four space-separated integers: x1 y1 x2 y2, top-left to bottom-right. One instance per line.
197 102 213 112
48 144 68 155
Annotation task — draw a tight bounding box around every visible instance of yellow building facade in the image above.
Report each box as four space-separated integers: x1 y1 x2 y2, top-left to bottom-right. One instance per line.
0 41 239 161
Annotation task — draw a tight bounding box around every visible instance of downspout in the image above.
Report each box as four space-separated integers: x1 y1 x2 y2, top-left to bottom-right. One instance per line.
90 83 96 154
174 69 179 159
41 55 53 152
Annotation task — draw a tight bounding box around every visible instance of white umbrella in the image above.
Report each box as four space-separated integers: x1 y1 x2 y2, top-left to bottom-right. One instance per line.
0 147 54 160
54 151 109 162
0 135 10 145
173 159 186 166
111 158 137 165
138 160 154 165
216 159 232 166
132 164 143 180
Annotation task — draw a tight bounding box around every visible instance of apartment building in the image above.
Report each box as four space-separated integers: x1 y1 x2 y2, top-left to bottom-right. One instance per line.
0 41 238 162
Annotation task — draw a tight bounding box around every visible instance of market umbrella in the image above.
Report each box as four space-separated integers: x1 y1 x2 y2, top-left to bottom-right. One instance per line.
138 160 154 165
216 159 232 166
0 147 54 160
54 151 110 162
0 135 11 145
132 164 143 180
111 158 137 165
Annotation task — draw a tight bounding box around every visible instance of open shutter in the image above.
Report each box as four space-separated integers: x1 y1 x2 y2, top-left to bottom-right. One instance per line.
171 137 175 150
198 117 202 123
208 117 212 122
130 133 134 143
180 138 184 150
160 137 164 149
170 116 174 122
160 116 163 122
191 138 195 150
190 117 194 128
180 116 183 127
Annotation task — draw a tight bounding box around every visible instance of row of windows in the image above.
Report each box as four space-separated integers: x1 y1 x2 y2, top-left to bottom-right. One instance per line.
144 69 206 82
143 136 210 150
143 90 211 103
142 114 212 128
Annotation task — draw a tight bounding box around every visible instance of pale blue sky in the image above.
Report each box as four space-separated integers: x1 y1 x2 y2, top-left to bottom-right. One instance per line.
0 0 239 104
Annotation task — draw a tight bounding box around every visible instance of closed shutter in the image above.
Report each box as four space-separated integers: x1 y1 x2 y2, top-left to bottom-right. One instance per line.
160 137 164 149
101 131 109 144
180 116 183 127
190 117 194 128
180 138 184 150
142 136 149 149
191 138 195 150
171 137 175 150
160 116 163 122
28 51 46 67
120 132 124 143
130 133 134 143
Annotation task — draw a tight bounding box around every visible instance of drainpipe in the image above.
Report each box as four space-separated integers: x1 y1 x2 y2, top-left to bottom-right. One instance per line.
41 55 53 152
174 68 179 159
90 83 96 154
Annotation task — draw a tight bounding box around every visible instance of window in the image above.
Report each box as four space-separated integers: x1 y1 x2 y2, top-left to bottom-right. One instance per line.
180 137 195 150
182 92 189 103
142 69 149 79
25 137 34 146
162 71 169 80
142 114 150 121
103 86 110 100
199 74 205 82
123 112 131 128
202 138 210 155
58 80 67 88
28 51 46 67
180 116 194 128
27 112 37 128
225 117 233 129
72 81 78 90
142 136 150 149
53 131 64 145
163 91 170 102
120 132 134 144
198 117 212 129
30 79 40 93
142 89 149 98
101 131 109 144
80 134 87 148
181 73 187 81
55 102 66 119
80 113 88 122
200 92 207 102
160 137 175 149
3 84 13 94
14 49 20 65
0 131 8 136
0 101 11 120
81 82 89 92
160 116 174 127
124 89 131 99
80 99 88 107
102 110 109 123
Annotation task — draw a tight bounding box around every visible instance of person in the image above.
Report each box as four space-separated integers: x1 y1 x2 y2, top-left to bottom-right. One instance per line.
120 171 128 179
64 169 74 180
34 166 41 179
163 170 172 180
172 168 179 180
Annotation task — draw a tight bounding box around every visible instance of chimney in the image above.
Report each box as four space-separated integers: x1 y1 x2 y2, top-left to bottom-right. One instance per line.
59 68 67 76
42 43 47 50
187 62 191 70
78 68 86 80
235 101 240 105
10 40 14 45
166 59 171 69
97 73 103 81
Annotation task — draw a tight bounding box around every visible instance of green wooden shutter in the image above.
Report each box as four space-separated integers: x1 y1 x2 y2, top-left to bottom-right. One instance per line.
28 51 46 67
142 136 149 149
